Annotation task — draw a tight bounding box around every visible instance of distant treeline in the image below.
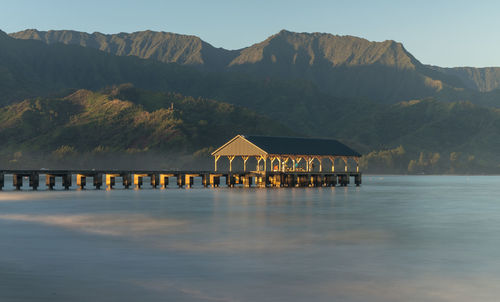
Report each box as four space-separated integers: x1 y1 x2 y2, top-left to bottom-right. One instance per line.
361 146 499 174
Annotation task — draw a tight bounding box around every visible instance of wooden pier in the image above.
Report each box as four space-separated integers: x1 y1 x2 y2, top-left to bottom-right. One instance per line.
0 170 361 191
0 135 363 191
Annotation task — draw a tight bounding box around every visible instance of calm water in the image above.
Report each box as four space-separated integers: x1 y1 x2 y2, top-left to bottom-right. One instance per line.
1 176 500 302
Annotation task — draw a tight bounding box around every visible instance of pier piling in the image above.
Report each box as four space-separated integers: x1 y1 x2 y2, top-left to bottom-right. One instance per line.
176 175 185 188
46 175 55 190
62 174 72 190
185 175 194 188
210 175 220 187
150 174 159 189
13 174 22 190
106 174 117 189
226 174 235 187
134 174 147 189
29 172 39 190
94 173 103 189
160 174 170 189
77 174 86 189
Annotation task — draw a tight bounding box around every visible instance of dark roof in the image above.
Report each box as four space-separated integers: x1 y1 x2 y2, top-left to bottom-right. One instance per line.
244 135 361 157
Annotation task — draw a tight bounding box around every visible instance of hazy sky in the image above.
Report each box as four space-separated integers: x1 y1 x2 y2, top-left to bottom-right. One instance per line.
1 0 499 67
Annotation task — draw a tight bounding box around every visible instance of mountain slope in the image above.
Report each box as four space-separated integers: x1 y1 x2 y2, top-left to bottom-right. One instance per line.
0 88 293 169
430 66 500 92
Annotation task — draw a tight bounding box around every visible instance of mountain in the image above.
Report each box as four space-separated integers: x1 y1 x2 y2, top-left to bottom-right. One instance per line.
10 29 474 103
0 87 293 169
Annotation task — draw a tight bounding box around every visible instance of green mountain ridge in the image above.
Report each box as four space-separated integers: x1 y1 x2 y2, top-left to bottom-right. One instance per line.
11 28 486 103
10 29 238 71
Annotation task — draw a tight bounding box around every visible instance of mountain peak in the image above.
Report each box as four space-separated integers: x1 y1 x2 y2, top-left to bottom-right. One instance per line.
230 29 419 71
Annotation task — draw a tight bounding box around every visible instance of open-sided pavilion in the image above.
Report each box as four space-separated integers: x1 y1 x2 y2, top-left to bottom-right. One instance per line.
211 135 361 173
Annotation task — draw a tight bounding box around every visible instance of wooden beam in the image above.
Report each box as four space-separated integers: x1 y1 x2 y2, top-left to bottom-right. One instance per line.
214 155 221 172
228 156 235 172
242 156 249 171
342 156 349 172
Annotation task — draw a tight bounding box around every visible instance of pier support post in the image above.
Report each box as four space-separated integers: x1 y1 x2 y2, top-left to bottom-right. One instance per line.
309 175 314 187
122 173 131 189
285 174 296 187
185 175 194 189
210 175 220 188
177 174 185 188
355 174 362 186
29 172 39 190
256 173 270 188
325 175 337 187
338 174 349 186
134 174 144 189
13 174 22 190
226 174 235 187
94 173 103 189
299 175 309 187
62 174 72 190
77 174 86 190
202 174 210 187
150 174 159 189
242 176 252 187
160 175 169 189
0 172 3 190
272 174 282 187
46 175 55 190
106 174 117 189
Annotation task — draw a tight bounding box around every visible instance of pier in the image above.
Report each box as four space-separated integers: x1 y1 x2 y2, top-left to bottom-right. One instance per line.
0 135 362 191
0 169 361 190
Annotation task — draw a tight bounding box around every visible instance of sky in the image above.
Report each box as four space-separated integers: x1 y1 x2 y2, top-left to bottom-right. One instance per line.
1 0 499 67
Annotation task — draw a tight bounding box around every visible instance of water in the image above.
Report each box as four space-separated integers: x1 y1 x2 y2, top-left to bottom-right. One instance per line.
1 176 500 302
